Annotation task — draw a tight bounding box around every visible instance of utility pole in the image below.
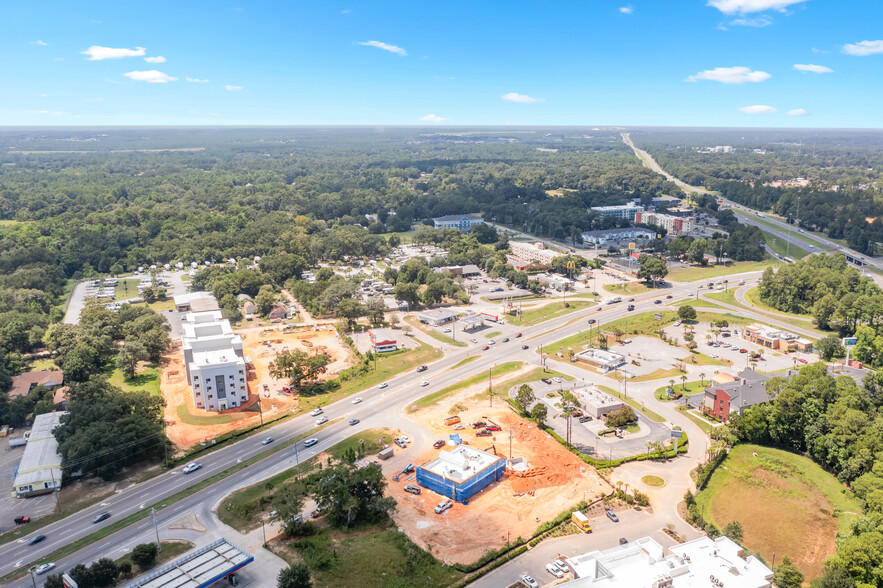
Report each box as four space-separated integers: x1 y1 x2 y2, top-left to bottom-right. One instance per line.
488 367 493 407
150 507 162 552
294 439 302 479
258 396 264 427
29 568 37 588
508 428 514 459
49 469 61 513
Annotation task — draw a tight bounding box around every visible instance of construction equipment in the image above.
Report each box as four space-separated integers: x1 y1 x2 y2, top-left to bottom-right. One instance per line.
393 463 415 482
444 416 461 426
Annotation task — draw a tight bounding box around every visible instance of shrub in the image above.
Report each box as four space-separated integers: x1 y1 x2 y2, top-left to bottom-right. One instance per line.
131 542 159 570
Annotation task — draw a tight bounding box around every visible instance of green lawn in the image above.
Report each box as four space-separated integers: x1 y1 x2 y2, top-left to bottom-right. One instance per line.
484 331 502 339
674 298 727 310
760 227 811 259
704 290 739 306
676 405 713 435
629 368 685 383
451 355 480 369
642 475 665 487
403 316 467 347
506 299 595 326
695 444 863 579
603 281 650 295
108 365 162 396
114 278 141 300
27 358 58 371
115 540 193 576
667 260 778 282
681 352 732 367
176 404 241 426
655 380 707 401
297 340 443 414
409 361 523 412
596 385 665 422
709 287 827 337
743 287 813 319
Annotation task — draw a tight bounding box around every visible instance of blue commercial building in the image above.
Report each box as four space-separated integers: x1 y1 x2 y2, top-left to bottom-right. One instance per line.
433 213 485 231
416 445 506 503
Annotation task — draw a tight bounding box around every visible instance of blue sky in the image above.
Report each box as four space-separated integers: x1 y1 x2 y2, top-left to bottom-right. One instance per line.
2 0 882 127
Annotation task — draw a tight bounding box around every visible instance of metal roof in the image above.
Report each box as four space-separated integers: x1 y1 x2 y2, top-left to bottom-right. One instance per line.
124 539 253 588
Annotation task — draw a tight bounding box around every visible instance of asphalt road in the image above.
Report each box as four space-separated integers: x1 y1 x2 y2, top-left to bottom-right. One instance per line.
5 269 821 585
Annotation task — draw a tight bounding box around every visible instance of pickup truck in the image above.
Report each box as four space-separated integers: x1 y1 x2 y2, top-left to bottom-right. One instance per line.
14 516 30 525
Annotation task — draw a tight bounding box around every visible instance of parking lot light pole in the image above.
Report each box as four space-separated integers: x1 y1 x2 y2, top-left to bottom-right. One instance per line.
29 568 37 588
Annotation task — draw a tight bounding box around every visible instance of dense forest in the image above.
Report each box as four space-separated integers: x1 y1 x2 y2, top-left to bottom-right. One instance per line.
632 128 883 254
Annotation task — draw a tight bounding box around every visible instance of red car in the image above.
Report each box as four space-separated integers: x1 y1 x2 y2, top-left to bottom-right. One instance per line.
515 332 522 338
433 440 446 449
797 358 808 364
485 424 502 432
482 345 489 350
739 349 748 353
14 516 30 525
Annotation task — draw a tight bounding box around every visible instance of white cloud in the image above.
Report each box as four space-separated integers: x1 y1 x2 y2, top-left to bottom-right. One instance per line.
186 77 209 83
787 108 808 116
502 92 543 103
25 110 62 115
123 70 177 83
707 0 807 14
82 45 146 60
225 85 243 91
31 40 48 46
144 56 166 63
793 63 833 73
341 9 351 14
686 66 771 84
358 40 407 56
419 114 448 123
728 15 773 27
739 104 777 114
619 6 633 14
842 40 883 56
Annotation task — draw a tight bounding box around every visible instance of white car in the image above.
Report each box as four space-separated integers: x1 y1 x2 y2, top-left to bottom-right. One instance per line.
400 435 411 443
711 353 719 359
315 416 329 425
673 320 682 327
303 438 318 448
310 408 323 417
352 397 363 404
421 381 430 387
521 575 539 588
35 563 56 575
434 500 453 514
488 339 496 345
378 382 388 389
443 328 451 333
552 377 563 383
623 339 632 344
555 559 568 573
182 462 202 474
546 563 564 578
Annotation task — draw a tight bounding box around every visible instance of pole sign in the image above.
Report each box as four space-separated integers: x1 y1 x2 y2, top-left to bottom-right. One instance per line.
843 337 858 347
628 242 635 250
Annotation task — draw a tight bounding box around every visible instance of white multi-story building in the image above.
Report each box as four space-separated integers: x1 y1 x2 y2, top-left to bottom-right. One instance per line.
182 308 247 412
433 214 485 231
635 211 694 235
566 535 773 587
590 202 644 221
509 241 562 265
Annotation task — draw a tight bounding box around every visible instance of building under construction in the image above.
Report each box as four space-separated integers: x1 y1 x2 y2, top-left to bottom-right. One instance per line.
416 445 506 503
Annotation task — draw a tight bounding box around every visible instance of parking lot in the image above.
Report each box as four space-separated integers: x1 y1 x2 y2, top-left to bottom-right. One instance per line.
605 335 694 379
0 431 58 526
679 323 809 373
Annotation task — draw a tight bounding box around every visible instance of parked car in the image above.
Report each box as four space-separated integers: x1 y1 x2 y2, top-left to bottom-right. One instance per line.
394 438 407 448
93 512 111 524
579 416 593 423
14 516 30 525
404 484 422 495
476 429 492 437
673 320 682 327
303 438 319 448
569 411 583 418
521 575 539 588
434 500 453 514
552 377 562 383
34 563 55 575
433 440 446 449
485 424 502 431
352 397 363 404
545 563 564 578
541 378 552 384
315 416 329 425
401 435 411 443
378 382 388 389
452 424 465 430
261 437 274 445
554 559 568 573
739 348 748 354
798 358 808 364
348 418 360 426
606 509 619 522
182 462 202 474
310 408 324 416
28 534 46 545
472 421 487 429
710 354 719 359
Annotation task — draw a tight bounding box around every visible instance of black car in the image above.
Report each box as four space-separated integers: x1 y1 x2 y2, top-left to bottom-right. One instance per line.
587 319 596 325
541 378 552 384
521 345 529 350
93 512 111 524
502 337 509 342
579 415 593 423
348 418 360 426
619 537 628 545
28 534 46 545
416 365 428 372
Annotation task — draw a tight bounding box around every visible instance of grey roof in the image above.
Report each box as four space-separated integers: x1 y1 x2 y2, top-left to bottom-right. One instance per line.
704 368 774 410
434 214 484 222
460 264 482 274
582 227 656 237
13 411 65 490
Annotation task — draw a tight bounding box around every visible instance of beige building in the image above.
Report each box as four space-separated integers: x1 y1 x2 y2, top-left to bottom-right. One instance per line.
509 241 562 265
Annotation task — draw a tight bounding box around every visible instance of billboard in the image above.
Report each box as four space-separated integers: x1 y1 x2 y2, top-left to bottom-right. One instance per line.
843 337 858 347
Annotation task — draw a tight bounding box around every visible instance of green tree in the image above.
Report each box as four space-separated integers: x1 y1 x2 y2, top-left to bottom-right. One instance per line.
677 305 697 322
271 481 308 536
69 563 95 587
270 350 332 392
131 542 159 569
814 567 856 588
312 462 396 527
394 282 420 309
364 297 386 325
43 575 64 588
91 557 120 587
515 384 536 413
721 520 744 543
531 402 548 425
255 284 278 317
773 555 804 588
278 564 313 588
335 298 366 330
606 406 636 428
141 286 157 304
117 340 148 379
636 254 669 286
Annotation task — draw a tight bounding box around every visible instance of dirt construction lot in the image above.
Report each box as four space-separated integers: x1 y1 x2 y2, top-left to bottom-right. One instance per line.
162 325 355 449
389 369 613 565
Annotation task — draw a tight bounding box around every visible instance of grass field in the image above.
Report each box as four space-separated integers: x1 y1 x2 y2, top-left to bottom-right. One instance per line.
409 361 523 412
452 355 480 369
596 385 665 422
28 358 58 371
603 281 650 295
629 368 684 383
115 540 193 575
674 298 728 310
403 316 467 347
655 380 706 401
695 444 863 579
704 290 739 306
681 352 732 367
642 475 665 487
710 287 827 337
761 227 811 259
484 331 502 339
114 278 141 299
506 299 594 326
108 365 162 396
667 260 778 282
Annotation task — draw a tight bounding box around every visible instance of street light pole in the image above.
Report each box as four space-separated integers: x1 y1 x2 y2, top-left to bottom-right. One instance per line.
150 507 162 552
488 368 493 407
29 568 37 588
